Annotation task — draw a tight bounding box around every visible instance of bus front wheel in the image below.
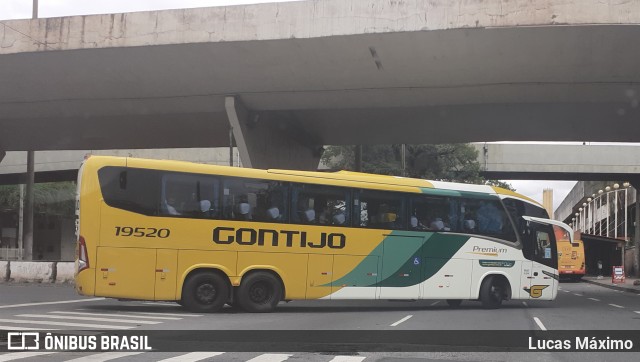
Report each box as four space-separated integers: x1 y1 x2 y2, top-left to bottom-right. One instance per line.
479 275 507 309
237 272 282 313
182 272 229 313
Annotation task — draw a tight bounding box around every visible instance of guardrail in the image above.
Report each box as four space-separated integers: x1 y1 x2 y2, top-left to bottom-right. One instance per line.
0 248 22 260
0 261 74 283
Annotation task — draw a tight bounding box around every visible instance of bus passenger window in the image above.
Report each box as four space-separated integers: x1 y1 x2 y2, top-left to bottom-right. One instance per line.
358 190 405 230
291 184 350 226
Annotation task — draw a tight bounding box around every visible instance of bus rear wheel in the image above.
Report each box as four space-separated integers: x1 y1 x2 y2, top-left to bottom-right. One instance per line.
182 272 229 313
479 275 507 309
237 272 282 313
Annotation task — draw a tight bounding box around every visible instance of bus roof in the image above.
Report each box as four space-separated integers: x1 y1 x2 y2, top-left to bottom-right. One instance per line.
85 155 540 205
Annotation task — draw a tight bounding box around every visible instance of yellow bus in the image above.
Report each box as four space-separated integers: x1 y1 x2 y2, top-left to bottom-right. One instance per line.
558 239 585 281
75 156 572 312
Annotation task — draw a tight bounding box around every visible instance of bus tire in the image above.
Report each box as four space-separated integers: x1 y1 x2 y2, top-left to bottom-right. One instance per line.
479 275 506 309
237 272 282 313
181 271 229 313
446 299 462 308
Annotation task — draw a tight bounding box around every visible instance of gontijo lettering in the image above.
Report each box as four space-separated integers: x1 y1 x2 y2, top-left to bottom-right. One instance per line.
213 226 346 249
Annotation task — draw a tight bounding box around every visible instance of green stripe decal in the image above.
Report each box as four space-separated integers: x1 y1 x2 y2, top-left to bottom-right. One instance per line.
326 231 470 288
419 187 498 200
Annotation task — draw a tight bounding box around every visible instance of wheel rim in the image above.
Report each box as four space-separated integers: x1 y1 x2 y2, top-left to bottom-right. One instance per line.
249 281 272 304
489 284 503 303
195 282 217 305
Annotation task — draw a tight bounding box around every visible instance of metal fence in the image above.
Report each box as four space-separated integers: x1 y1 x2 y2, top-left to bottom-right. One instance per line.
0 248 22 260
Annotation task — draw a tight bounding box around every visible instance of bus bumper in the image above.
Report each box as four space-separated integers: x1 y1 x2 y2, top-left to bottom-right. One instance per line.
75 269 96 296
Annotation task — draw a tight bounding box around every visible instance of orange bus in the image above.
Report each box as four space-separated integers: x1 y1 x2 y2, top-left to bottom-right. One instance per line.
557 239 585 281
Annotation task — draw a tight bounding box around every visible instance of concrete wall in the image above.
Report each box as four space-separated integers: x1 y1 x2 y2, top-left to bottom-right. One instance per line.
0 261 74 283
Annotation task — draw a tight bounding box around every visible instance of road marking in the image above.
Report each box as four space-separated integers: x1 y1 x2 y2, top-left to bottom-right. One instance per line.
329 357 367 362
246 354 293 362
635 311 640 314
82 310 202 318
588 298 600 302
533 317 547 331
609 304 624 308
64 352 144 362
522 302 528 307
562 290 570 293
16 314 161 325
0 318 134 330
0 298 104 309
390 315 413 327
573 293 582 297
0 352 57 361
0 325 59 331
50 311 181 320
157 352 225 362
430 301 439 306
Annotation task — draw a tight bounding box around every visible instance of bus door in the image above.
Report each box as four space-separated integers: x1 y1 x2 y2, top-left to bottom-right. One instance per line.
155 249 178 300
521 220 559 300
379 233 424 300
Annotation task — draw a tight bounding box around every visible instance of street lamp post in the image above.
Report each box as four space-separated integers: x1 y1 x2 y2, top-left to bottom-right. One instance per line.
598 189 603 235
603 187 609 237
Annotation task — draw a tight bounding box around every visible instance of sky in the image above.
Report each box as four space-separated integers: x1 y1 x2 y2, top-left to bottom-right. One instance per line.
0 0 596 213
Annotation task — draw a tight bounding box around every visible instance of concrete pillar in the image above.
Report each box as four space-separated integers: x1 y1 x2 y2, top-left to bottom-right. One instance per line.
23 151 35 261
632 179 640 277
225 96 323 170
354 145 362 172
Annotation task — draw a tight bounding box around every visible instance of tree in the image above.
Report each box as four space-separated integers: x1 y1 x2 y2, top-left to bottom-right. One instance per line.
321 144 515 191
0 182 76 216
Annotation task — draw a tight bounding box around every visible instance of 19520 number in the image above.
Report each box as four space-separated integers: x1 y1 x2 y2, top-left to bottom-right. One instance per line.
115 226 170 238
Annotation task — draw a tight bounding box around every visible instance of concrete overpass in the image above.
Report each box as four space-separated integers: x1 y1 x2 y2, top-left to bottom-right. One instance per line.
474 143 640 181
2 0 640 169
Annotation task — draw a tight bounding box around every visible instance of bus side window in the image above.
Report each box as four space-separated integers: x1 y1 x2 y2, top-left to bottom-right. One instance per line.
291 183 350 226
357 190 405 230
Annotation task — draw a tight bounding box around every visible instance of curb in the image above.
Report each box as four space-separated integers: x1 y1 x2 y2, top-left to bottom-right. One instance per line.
582 278 640 294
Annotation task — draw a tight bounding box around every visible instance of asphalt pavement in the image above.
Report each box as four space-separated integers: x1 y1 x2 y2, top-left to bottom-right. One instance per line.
0 281 639 361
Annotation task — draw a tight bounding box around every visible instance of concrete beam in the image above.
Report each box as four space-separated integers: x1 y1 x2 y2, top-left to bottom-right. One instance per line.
225 96 322 170
475 143 640 180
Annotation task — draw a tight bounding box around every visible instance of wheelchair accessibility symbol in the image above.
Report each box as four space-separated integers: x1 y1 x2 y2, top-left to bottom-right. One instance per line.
413 257 420 265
